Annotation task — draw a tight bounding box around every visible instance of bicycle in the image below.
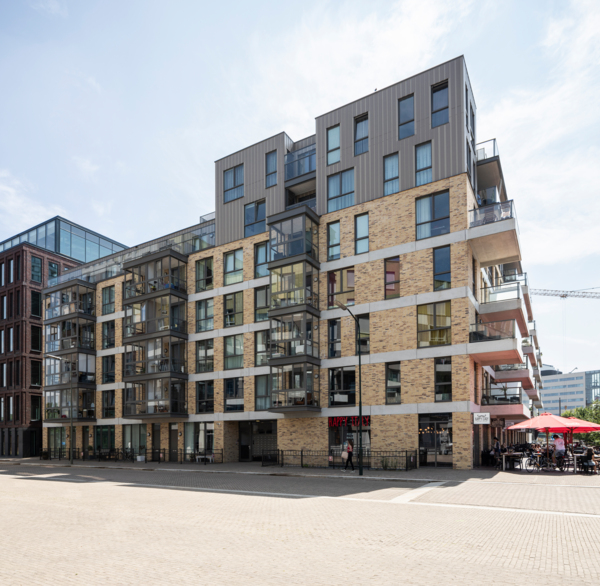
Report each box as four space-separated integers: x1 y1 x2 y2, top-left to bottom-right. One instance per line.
525 452 542 473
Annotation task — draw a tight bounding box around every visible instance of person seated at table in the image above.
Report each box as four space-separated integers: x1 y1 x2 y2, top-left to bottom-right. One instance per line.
500 444 507 454
583 448 598 474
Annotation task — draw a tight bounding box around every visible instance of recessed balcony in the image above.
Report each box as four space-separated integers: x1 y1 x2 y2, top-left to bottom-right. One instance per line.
123 379 188 419
268 363 321 413
285 144 316 183
468 320 523 366
478 283 528 336
521 339 538 367
480 386 531 421
493 358 534 389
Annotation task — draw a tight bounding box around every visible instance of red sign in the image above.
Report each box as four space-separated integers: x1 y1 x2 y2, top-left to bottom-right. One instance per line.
328 416 370 428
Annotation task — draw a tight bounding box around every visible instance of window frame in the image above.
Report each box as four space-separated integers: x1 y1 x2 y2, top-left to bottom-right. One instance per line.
224 249 244 285
398 94 415 139
254 285 270 322
224 377 244 411
329 366 356 407
328 318 341 358
254 242 269 278
31 360 42 387
102 285 115 315
386 362 401 404
196 381 215 413
354 114 368 156
255 330 270 366
354 214 369 255
31 325 42 352
31 256 42 283
415 191 450 241
327 221 341 261
265 151 277 188
244 200 266 238
356 314 370 355
196 339 214 373
195 258 214 293
433 245 451 291
102 355 116 384
383 152 400 196
417 301 452 348
415 142 432 187
431 81 449 129
327 125 340 165
327 268 355 309
31 291 42 317
223 163 244 203
327 168 355 213
435 356 452 402
102 389 116 418
255 374 270 411
224 291 243 328
49 262 58 279
224 334 244 370
196 299 214 332
102 321 116 349
384 256 400 300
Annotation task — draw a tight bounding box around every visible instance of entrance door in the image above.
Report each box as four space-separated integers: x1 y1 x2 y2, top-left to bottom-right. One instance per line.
152 423 161 461
169 423 179 462
252 421 277 461
239 422 251 461
419 415 453 467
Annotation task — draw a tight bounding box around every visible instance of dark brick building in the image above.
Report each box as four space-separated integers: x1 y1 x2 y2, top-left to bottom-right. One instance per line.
0 217 126 457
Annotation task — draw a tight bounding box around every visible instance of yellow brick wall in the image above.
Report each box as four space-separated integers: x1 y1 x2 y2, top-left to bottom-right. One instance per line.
277 417 328 451
453 412 473 470
370 414 419 452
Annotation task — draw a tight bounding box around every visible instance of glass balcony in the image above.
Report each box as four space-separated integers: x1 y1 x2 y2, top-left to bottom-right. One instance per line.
500 272 527 286
44 389 96 420
269 363 320 411
270 312 319 360
477 186 499 207
271 390 320 409
270 262 319 311
476 139 499 161
124 317 187 338
469 320 517 342
123 379 187 417
482 386 525 405
124 276 186 298
284 144 316 181
44 353 96 386
45 285 96 319
480 282 521 303
270 214 319 262
123 295 187 338
470 200 516 228
44 318 95 353
494 355 530 372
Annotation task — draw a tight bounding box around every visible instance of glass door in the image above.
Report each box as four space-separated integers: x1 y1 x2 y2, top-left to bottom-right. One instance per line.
419 415 452 467
239 422 251 461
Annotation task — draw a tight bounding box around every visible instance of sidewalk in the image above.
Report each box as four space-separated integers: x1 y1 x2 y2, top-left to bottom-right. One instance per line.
2 457 599 486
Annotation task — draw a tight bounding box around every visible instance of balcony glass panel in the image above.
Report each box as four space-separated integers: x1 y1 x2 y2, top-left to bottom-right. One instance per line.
270 364 320 409
125 256 187 298
482 386 525 405
481 282 521 303
45 285 96 319
270 262 319 310
44 389 96 420
124 337 187 376
44 318 95 353
270 312 319 359
44 354 96 386
124 379 187 416
124 295 187 338
476 139 499 161
270 214 318 261
470 200 516 228
469 320 517 342
284 145 316 181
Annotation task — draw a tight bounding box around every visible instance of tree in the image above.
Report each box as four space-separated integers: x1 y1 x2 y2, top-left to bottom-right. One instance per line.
562 401 600 445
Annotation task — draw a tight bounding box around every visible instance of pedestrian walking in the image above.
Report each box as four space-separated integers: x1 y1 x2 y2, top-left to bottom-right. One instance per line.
345 439 355 472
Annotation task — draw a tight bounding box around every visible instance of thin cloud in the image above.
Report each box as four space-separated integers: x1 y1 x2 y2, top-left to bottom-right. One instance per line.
72 156 100 182
30 0 68 18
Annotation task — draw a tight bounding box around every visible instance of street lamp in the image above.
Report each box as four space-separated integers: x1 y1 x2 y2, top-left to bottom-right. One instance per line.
47 353 75 464
335 299 363 476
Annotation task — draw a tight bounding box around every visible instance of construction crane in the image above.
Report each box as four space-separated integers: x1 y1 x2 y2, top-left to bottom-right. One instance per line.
530 289 600 299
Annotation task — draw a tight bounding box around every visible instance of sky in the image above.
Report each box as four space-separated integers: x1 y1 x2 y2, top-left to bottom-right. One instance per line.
0 0 599 372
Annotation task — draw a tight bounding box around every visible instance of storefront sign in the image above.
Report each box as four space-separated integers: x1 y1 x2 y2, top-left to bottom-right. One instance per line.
473 413 491 425
328 416 370 428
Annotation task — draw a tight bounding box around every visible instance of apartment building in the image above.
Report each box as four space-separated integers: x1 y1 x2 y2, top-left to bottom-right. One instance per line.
540 365 600 415
41 56 543 469
0 217 126 457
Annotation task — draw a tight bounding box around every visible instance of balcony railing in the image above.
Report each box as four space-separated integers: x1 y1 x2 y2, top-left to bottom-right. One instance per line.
270 390 320 409
270 240 319 262
45 338 95 353
482 387 525 405
124 359 187 377
500 272 527 287
123 399 187 417
271 289 319 310
470 200 516 228
476 139 499 161
469 320 517 343
124 276 186 299
528 320 537 331
45 303 95 320
480 282 521 304
124 317 187 338
45 406 96 420
45 373 96 386
284 145 316 181
494 356 530 372
270 341 319 360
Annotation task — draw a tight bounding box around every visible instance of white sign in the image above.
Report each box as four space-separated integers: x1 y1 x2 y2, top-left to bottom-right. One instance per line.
473 412 491 425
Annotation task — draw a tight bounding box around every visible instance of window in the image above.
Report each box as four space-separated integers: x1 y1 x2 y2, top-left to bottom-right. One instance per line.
270 261 318 310
417 301 451 347
224 291 243 327
196 381 214 413
102 321 115 349
255 286 270 322
354 114 368 156
327 222 341 261
195 258 214 292
0 330 3 353
102 286 115 315
31 396 41 421
435 357 452 401
1 295 5 319
0 364 4 388
254 242 269 278
470 104 475 135
15 325 19 351
224 377 244 411
433 246 451 291
8 292 13 317
398 95 414 139
224 249 243 285
49 262 58 279
31 360 42 386
327 125 340 165
0 262 3 287
244 200 266 237
416 192 449 240
31 291 41 317
16 291 20 316
224 334 243 370
432 81 449 128
356 314 370 355
266 151 277 188
415 143 432 186
328 268 354 308
31 326 42 352
224 163 244 203
255 375 269 410
255 330 269 366
466 140 472 178
328 319 341 358
9 259 14 283
329 366 356 406
31 256 42 283
384 257 400 300
102 355 116 384
327 169 354 213
8 395 13 420
196 299 214 332
102 390 115 417
8 327 13 352
196 339 214 373
384 153 399 196
386 362 401 404
355 214 369 254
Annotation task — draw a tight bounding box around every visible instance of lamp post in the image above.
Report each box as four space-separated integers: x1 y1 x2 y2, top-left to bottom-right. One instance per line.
47 354 74 464
335 300 363 476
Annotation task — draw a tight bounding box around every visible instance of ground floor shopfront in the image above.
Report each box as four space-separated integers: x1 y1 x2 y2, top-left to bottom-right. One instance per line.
1 425 42 458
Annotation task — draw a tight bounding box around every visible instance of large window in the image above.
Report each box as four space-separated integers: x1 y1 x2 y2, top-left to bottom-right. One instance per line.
327 222 341 261
327 268 354 308
255 286 270 322
433 246 451 290
102 390 115 418
48 262 58 280
224 334 243 370
31 360 42 386
224 249 243 285
417 301 451 347
354 114 368 156
255 375 270 410
224 163 244 203
269 214 319 261
386 362 401 404
254 242 269 278
102 321 115 349
432 81 449 128
31 396 41 421
102 286 115 315
255 330 269 366
245 200 266 237
224 377 244 411
416 192 449 240
31 256 42 283
31 326 42 352
415 143 432 187
384 153 399 196
102 355 116 384
270 262 318 310
266 151 277 188
398 95 415 139
195 258 214 292
0 262 3 287
224 291 243 327
327 125 340 165
328 318 341 358
196 339 214 373
327 169 354 213
270 312 319 359
356 314 370 355
355 214 369 254
435 357 452 401
385 257 400 299
197 381 214 413
31 291 42 317
8 259 14 283
329 366 356 407
196 299 214 332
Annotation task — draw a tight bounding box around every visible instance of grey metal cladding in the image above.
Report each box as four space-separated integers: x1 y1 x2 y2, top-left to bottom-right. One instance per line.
215 133 288 246
291 134 317 151
314 57 467 216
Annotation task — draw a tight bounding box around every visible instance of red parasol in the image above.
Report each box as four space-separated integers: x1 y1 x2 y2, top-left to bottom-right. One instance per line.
564 417 600 434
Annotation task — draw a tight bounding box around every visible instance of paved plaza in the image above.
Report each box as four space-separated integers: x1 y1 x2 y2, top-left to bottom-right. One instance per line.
1 461 600 585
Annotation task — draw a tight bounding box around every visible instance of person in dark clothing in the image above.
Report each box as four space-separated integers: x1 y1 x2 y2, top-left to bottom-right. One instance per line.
345 438 355 472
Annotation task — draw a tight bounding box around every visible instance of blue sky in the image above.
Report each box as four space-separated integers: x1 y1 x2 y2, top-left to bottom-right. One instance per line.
0 0 599 372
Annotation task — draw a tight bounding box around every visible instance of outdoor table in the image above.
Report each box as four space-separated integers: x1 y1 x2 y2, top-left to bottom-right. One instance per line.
502 452 523 471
